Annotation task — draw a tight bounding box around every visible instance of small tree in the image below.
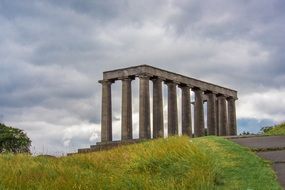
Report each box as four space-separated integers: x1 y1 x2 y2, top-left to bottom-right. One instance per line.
260 126 274 133
0 123 31 153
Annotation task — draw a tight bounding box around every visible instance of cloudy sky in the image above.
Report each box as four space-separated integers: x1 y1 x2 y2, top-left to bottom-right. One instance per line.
1 0 285 155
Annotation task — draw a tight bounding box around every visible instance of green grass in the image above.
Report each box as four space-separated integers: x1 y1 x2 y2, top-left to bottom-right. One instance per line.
0 136 281 190
264 123 285 136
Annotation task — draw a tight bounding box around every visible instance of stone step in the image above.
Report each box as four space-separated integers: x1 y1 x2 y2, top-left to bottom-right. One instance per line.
95 138 143 146
273 163 285 188
71 139 148 155
257 150 285 163
78 148 93 153
229 135 285 151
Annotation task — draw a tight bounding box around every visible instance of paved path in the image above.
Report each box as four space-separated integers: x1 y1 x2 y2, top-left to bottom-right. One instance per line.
229 136 285 189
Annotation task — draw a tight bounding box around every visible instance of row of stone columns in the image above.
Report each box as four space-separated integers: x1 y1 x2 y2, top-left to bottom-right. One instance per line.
99 76 237 142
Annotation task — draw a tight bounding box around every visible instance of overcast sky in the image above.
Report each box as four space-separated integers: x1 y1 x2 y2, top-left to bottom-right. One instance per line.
1 0 285 155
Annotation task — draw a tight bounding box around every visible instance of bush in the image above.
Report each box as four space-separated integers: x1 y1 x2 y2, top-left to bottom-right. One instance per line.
0 123 31 153
239 131 256 135
260 126 274 133
261 123 285 136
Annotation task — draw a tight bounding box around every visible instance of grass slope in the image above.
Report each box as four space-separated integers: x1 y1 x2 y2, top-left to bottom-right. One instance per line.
264 123 285 136
0 136 281 190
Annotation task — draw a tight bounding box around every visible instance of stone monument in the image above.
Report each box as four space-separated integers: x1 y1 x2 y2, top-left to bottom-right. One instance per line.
77 65 237 153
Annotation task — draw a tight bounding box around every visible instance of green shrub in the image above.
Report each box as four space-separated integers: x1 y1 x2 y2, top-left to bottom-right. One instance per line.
0 123 31 153
262 123 285 136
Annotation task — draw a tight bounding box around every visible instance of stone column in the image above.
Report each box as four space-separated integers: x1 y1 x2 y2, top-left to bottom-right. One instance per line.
180 85 192 137
152 77 164 138
99 80 113 142
227 97 237 135
193 88 204 137
121 77 133 140
139 75 151 139
206 92 217 135
216 98 219 135
166 81 178 136
217 95 227 136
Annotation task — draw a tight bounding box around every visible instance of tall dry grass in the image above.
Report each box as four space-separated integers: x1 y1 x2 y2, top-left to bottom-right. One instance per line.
0 136 281 190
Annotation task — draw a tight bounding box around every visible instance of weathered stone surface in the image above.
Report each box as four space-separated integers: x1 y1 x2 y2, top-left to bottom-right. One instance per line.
193 88 204 137
206 92 216 135
217 95 227 136
215 98 219 135
274 163 285 188
180 85 192 137
139 75 151 139
227 97 237 135
103 65 237 99
257 150 285 162
166 81 178 136
99 80 113 142
230 136 285 149
94 65 238 154
152 77 164 138
121 77 133 140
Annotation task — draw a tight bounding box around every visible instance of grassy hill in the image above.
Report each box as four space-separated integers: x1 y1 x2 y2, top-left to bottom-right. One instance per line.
264 122 285 136
0 136 281 190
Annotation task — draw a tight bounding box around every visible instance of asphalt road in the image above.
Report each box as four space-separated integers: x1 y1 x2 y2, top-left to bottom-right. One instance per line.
229 136 285 189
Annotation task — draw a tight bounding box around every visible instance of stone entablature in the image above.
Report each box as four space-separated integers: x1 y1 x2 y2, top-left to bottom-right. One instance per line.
99 64 237 143
103 65 237 99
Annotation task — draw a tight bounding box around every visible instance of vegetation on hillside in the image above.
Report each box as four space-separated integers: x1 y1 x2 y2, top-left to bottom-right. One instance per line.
0 136 281 190
0 123 31 153
260 122 285 136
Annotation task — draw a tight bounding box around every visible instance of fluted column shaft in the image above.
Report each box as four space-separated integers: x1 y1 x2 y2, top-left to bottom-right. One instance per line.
100 80 113 142
139 75 150 139
227 97 237 135
218 95 227 136
216 98 219 135
207 92 217 135
121 78 132 140
181 85 192 137
194 88 204 137
166 82 178 136
152 78 164 138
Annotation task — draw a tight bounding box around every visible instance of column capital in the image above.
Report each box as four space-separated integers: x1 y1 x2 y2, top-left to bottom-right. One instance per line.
150 76 165 82
164 80 179 85
118 76 135 81
226 96 236 101
137 74 151 79
98 79 115 84
178 83 191 89
216 93 226 98
192 87 202 92
205 90 222 95
204 90 214 95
